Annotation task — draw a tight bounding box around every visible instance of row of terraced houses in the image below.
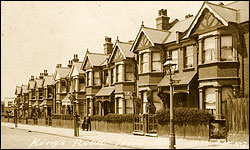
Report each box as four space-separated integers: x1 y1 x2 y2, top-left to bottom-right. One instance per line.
13 1 249 122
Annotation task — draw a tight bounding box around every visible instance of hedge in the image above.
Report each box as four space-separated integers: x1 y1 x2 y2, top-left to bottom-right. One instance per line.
156 107 214 125
91 114 138 122
90 107 214 125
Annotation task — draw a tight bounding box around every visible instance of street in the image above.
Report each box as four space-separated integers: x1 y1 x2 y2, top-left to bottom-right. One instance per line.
1 126 126 149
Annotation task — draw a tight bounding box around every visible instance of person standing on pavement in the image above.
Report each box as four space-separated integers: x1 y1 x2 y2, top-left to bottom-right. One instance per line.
86 114 91 131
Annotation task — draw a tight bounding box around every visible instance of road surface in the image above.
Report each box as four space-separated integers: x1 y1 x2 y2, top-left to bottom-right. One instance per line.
1 126 126 149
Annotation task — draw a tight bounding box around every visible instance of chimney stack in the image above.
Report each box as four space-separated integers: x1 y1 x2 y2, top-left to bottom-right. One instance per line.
156 9 170 30
44 70 48 76
68 60 73 68
39 73 44 79
218 2 224 6
103 36 113 55
185 14 193 19
72 54 79 62
56 64 62 68
30 75 34 81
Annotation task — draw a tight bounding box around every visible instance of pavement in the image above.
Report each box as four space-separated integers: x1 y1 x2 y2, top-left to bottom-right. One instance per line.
1 122 249 149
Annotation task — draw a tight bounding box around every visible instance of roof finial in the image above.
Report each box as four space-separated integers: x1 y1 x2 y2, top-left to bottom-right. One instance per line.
86 48 89 53
116 36 119 42
141 21 144 27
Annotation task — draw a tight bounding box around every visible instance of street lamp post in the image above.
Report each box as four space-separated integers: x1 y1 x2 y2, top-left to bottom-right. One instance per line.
72 92 79 137
164 57 179 149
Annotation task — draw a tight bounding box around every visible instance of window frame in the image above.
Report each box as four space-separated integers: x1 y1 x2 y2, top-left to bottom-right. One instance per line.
111 67 115 84
202 36 217 63
93 71 100 86
152 52 161 72
103 69 109 85
184 45 194 68
125 63 133 81
220 35 233 61
141 52 149 73
170 49 179 70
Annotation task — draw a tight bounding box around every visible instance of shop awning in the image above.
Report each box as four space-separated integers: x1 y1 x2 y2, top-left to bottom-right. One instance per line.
96 87 115 97
32 101 38 107
158 72 197 87
61 94 71 106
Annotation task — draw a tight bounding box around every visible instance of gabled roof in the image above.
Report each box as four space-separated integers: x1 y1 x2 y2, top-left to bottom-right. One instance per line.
163 16 195 44
43 75 54 87
186 1 244 37
81 51 109 70
35 78 44 89
28 80 35 90
131 25 170 52
225 1 249 23
108 40 133 63
69 62 85 77
21 85 28 94
15 86 22 95
54 67 71 80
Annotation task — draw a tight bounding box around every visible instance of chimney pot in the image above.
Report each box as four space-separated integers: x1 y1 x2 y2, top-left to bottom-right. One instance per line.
156 9 170 30
185 14 193 19
56 64 62 68
31 75 34 80
218 2 224 6
104 36 113 55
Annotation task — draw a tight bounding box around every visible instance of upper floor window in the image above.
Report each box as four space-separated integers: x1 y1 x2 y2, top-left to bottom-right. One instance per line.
203 36 216 63
111 68 115 84
39 89 43 99
171 50 178 70
221 35 233 61
103 70 109 85
152 52 161 72
184 45 194 68
117 65 123 82
141 53 149 73
125 63 133 81
48 87 53 98
32 90 35 99
87 72 91 86
93 71 100 85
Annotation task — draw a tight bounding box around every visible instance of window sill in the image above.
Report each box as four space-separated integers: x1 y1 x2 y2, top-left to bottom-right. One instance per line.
199 60 238 67
183 67 195 72
139 72 163 75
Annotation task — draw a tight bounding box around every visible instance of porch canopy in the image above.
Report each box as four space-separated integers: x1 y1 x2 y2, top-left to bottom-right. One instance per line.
32 101 38 107
158 72 197 93
96 87 115 101
19 104 23 109
61 94 72 106
39 100 46 107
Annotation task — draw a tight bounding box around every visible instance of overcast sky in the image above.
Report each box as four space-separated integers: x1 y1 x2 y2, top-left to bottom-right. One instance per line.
1 1 234 103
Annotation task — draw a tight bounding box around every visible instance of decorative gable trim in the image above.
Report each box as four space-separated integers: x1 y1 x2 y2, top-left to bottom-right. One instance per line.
81 52 93 71
186 2 229 37
134 31 152 51
131 27 154 52
71 65 79 77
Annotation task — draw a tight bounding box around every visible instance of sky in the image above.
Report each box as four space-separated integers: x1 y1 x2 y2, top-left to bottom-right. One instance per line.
1 1 234 104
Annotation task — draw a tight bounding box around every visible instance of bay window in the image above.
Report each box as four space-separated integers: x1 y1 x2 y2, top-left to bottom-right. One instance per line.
79 78 85 91
117 65 122 82
141 53 149 73
103 70 109 85
87 72 91 86
203 36 216 63
61 81 66 92
111 67 115 84
125 63 133 81
152 52 161 72
221 35 233 61
93 71 100 85
184 45 194 68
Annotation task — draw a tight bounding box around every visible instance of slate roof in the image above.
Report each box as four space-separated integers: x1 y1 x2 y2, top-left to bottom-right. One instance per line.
142 27 170 44
117 42 134 58
164 16 195 43
88 52 109 67
158 72 197 87
73 62 85 74
43 75 54 86
36 78 44 89
15 86 22 95
28 80 36 90
225 1 249 23
56 67 71 79
21 85 28 94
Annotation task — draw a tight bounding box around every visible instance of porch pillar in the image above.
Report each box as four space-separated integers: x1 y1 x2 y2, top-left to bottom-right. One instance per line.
215 86 222 120
199 87 204 109
99 102 102 116
114 98 118 114
122 98 126 114
90 98 94 116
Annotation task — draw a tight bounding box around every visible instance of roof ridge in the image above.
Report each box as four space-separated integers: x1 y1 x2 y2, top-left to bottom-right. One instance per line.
143 26 170 33
118 41 133 45
88 52 108 56
207 1 238 11
224 1 238 6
